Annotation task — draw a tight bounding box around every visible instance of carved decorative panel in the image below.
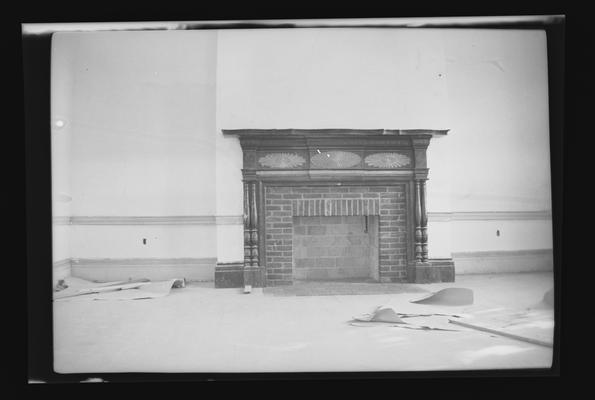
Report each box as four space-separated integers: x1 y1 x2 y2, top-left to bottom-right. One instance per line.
310 151 361 169
243 151 257 168
364 152 411 168
258 153 306 168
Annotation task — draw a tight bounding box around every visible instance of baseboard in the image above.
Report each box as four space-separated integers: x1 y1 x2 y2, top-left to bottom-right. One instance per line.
70 257 217 282
452 249 553 274
215 262 244 288
214 263 266 288
410 259 456 283
58 249 553 285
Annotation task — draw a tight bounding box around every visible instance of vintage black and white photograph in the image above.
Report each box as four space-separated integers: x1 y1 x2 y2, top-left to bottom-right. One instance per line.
25 15 562 379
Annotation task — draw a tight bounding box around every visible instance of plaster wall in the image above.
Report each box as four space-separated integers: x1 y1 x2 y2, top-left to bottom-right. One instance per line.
52 31 219 266
52 27 553 276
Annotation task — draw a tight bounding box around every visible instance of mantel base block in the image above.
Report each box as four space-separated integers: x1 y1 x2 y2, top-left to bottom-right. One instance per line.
215 263 266 288
411 259 455 283
215 262 244 288
243 266 265 288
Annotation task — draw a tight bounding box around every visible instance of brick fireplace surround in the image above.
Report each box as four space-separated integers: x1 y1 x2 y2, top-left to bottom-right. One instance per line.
215 129 455 288
265 185 404 285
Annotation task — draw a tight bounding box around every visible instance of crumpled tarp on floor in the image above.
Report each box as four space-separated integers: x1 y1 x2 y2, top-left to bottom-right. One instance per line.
410 288 474 306
350 305 464 331
448 314 554 348
350 287 554 346
447 289 555 348
349 286 550 339
53 276 185 301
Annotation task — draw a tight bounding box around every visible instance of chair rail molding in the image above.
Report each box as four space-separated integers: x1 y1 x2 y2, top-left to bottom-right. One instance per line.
54 215 244 225
53 211 551 226
427 210 552 222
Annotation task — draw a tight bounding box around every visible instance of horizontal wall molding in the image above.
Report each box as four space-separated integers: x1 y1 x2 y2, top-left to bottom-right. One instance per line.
71 257 217 267
54 216 244 226
215 216 244 225
52 216 71 225
55 211 551 226
452 249 553 259
70 216 215 225
428 211 552 222
53 258 71 269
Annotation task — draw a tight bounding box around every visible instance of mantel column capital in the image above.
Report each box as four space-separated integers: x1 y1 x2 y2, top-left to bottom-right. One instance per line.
414 169 429 181
242 169 258 181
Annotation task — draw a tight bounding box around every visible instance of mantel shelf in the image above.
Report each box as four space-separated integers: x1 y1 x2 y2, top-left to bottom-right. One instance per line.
222 128 449 138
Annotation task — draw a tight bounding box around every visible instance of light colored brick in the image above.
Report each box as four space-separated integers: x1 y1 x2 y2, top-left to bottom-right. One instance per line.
307 247 328 257
307 226 326 235
293 226 306 235
316 258 336 268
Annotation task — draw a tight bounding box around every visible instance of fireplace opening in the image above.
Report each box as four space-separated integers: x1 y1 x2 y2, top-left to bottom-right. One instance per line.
292 216 379 282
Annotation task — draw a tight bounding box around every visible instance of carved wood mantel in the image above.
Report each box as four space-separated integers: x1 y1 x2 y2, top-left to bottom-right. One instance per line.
221 129 452 286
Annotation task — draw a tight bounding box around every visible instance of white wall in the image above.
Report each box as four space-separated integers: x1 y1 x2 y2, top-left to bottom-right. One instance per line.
215 28 553 263
216 28 449 130
52 30 219 261
63 30 217 216
69 226 217 259
428 29 552 257
52 27 553 274
434 29 552 213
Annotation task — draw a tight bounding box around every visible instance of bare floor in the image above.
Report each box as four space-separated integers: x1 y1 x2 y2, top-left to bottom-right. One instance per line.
53 272 555 373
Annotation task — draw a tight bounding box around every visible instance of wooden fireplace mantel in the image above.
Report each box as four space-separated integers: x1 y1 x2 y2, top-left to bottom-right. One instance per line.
218 128 453 287
222 128 449 174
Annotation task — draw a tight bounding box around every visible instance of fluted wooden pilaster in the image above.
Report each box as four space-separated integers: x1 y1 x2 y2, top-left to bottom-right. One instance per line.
243 182 251 268
414 180 423 262
249 182 259 266
420 180 428 262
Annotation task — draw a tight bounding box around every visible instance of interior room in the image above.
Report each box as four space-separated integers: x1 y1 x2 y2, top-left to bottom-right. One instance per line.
47 22 556 374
